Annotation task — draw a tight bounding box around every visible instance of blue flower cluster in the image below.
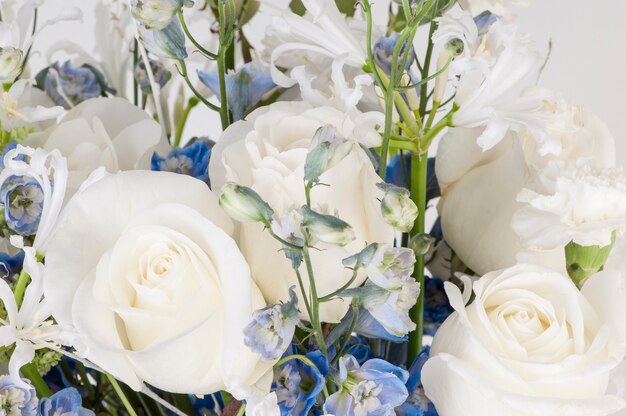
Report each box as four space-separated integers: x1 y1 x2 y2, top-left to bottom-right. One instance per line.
151 139 214 185
39 388 94 416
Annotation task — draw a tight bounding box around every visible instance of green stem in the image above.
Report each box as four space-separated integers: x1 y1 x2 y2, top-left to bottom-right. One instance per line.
419 2 439 120
173 97 199 147
106 374 138 416
177 60 221 112
21 363 52 397
177 11 218 59
294 268 313 326
302 246 327 356
76 362 95 398
407 152 428 365
133 39 139 107
389 136 419 152
318 267 359 302
171 393 195 415
330 302 359 366
217 0 233 129
13 270 29 308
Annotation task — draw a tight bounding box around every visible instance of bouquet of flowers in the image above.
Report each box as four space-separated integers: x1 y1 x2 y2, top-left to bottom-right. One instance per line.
0 0 625 414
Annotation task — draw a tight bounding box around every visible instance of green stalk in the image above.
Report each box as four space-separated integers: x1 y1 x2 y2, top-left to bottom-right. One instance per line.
217 0 233 129
177 11 218 59
173 97 199 147
106 374 138 416
407 151 428 365
177 60 221 112
419 2 439 120
302 246 327 356
21 363 52 397
13 270 29 308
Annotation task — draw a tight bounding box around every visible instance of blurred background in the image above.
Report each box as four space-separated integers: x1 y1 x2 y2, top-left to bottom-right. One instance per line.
31 0 626 163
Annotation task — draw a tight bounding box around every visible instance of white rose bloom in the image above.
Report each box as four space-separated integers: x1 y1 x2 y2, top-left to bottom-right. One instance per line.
437 93 616 274
43 171 273 398
209 101 394 323
27 97 163 196
422 264 626 416
513 160 626 250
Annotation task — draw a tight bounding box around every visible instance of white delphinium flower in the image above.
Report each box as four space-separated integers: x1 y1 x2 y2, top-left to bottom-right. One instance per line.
0 81 63 132
451 22 547 151
262 0 380 111
513 159 626 250
0 145 67 252
376 183 418 233
458 0 530 21
0 238 74 389
0 1 82 82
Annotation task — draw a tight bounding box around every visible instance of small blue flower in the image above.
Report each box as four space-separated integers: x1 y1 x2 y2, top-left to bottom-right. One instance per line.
345 335 375 365
424 277 453 336
138 19 188 60
374 33 415 75
1 176 45 236
151 140 213 184
324 356 409 416
244 287 299 360
354 307 408 342
0 376 37 416
39 387 94 416
396 347 438 416
0 142 18 170
0 250 25 281
198 62 276 121
474 11 498 35
43 61 105 109
134 59 171 95
272 350 327 416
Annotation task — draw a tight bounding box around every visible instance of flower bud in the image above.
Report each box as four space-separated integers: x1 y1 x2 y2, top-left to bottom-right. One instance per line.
219 182 274 225
377 183 418 233
138 19 187 60
565 233 616 287
304 126 352 183
134 59 171 95
244 287 299 360
410 233 434 256
0 47 24 83
301 206 355 247
131 0 193 30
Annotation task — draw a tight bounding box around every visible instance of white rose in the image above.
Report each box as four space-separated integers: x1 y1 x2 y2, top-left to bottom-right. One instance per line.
28 97 164 196
437 96 616 275
422 264 626 416
209 101 394 323
43 171 272 397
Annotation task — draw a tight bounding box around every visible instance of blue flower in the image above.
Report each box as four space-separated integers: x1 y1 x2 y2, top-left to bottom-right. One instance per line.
1 176 44 236
0 142 18 170
151 140 213 185
243 287 299 360
374 33 415 75
42 61 107 109
396 348 438 416
0 376 37 416
39 387 94 416
0 250 24 281
198 62 276 121
474 11 498 35
354 307 408 342
424 277 453 336
272 350 327 416
134 59 171 95
345 335 375 365
138 19 187 60
324 356 409 416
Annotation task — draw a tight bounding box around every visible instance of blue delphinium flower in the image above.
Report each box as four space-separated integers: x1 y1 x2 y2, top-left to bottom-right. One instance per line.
1 176 44 236
134 59 171 95
324 356 409 416
39 387 94 416
151 139 214 185
197 62 276 121
43 61 103 109
474 11 498 35
272 349 327 416
345 335 375 365
396 348 438 416
0 376 37 416
423 276 453 336
243 287 299 360
138 19 188 60
0 251 24 281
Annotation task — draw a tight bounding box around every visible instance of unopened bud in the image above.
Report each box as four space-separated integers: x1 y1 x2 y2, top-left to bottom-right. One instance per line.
219 182 274 225
377 183 418 233
565 232 616 287
0 47 24 83
304 126 352 183
131 0 194 30
301 206 355 247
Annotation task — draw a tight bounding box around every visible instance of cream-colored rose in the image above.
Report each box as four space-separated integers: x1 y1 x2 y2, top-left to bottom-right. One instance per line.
436 95 616 275
422 264 626 416
43 171 272 399
209 101 394 323
28 97 164 196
